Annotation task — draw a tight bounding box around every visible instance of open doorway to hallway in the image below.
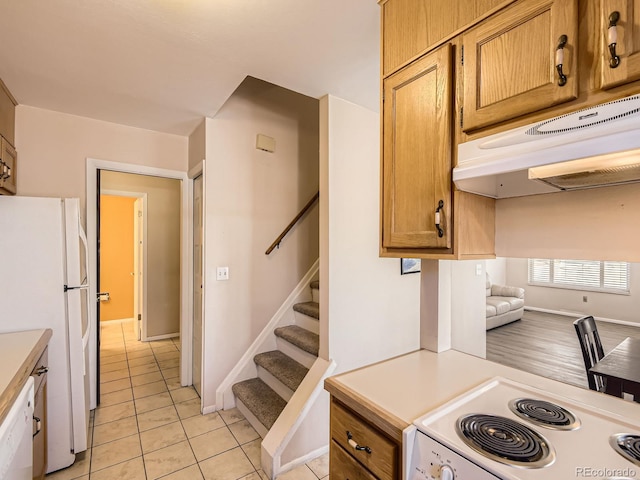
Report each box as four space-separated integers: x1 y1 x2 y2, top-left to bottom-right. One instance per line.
88 163 190 409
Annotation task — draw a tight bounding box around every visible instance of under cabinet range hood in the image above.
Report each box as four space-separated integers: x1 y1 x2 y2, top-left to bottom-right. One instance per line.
454 94 640 198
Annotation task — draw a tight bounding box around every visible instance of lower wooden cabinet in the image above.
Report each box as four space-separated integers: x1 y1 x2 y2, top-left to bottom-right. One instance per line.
330 441 378 480
31 347 48 480
329 398 400 480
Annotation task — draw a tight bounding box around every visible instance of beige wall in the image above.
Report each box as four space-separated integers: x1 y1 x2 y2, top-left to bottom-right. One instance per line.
101 171 182 337
495 183 640 262
320 95 420 374
14 105 188 217
201 77 320 408
188 119 206 171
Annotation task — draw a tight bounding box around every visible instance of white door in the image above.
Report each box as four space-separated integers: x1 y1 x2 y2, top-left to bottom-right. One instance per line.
192 174 203 396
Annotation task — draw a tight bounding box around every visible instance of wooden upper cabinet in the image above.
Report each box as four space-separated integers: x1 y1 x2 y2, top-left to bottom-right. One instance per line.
382 44 452 249
600 0 640 89
461 0 578 132
381 0 507 76
0 79 16 146
0 137 17 195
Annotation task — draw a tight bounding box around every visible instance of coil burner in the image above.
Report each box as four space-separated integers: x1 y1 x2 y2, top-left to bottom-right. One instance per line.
610 434 640 467
509 398 581 431
456 414 555 468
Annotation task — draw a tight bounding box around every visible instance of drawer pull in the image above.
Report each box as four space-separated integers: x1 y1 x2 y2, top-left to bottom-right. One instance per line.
33 416 42 438
346 431 372 454
34 366 49 376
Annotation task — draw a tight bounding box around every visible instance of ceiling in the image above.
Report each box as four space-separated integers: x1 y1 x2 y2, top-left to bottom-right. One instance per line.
0 1 380 136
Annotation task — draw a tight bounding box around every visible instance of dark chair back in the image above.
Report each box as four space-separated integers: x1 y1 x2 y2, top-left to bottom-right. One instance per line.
573 315 606 392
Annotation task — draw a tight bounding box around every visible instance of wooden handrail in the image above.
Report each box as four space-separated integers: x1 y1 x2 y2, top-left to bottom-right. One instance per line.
266 191 319 255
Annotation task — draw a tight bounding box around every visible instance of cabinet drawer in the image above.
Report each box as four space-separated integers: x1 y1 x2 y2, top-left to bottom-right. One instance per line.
330 440 378 480
331 400 398 480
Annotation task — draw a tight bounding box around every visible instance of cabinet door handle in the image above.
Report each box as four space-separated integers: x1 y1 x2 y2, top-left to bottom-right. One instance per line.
608 11 621 68
555 35 568 86
33 416 42 438
435 200 445 238
35 366 49 376
346 431 372 454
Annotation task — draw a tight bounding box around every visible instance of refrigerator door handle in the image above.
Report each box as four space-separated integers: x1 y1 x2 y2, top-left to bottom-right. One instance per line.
64 284 89 292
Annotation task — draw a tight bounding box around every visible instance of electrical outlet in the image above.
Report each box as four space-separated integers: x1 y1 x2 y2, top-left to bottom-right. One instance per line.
216 267 229 281
583 295 588 303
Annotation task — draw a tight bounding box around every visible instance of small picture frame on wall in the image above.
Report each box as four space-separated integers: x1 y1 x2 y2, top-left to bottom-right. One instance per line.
400 258 421 275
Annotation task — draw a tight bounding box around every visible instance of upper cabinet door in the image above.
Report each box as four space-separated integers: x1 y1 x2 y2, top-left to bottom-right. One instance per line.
381 0 506 76
462 0 578 132
382 44 452 249
600 0 640 89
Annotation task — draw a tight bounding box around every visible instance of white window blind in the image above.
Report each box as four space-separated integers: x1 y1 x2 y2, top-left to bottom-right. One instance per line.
528 259 630 294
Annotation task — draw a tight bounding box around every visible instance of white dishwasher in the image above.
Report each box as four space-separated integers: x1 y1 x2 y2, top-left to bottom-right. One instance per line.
0 377 34 480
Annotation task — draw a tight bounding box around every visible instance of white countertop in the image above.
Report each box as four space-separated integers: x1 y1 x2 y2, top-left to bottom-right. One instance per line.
0 329 51 425
328 349 640 426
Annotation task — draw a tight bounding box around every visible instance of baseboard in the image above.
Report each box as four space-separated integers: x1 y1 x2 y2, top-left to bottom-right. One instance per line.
100 318 134 324
525 306 640 328
278 445 329 476
144 332 180 341
202 404 217 415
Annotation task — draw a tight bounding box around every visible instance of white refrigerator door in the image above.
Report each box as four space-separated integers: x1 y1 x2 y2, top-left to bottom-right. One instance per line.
0 196 76 472
63 198 90 454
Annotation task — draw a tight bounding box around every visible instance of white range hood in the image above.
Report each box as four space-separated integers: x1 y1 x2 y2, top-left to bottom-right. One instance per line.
454 94 640 198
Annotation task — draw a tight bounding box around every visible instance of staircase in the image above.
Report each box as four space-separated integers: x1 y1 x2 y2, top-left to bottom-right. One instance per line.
231 280 320 438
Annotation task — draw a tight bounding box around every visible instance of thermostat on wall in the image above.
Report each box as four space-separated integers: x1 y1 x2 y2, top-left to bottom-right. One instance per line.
256 134 276 153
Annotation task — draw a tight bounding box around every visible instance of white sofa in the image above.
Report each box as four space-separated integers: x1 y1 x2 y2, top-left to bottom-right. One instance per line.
486 274 525 330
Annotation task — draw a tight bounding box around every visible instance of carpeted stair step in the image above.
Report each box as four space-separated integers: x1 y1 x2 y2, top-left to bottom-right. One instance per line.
232 378 287 430
254 350 309 392
293 301 319 319
310 280 320 303
274 325 319 356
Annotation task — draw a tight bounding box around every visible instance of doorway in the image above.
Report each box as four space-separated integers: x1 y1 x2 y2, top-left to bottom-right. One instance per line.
99 191 147 339
86 159 191 409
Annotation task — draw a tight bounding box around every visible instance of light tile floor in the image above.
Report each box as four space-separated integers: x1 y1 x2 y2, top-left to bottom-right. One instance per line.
46 321 329 480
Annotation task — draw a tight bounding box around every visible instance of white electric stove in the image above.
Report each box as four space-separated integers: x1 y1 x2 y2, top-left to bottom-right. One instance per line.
406 377 640 480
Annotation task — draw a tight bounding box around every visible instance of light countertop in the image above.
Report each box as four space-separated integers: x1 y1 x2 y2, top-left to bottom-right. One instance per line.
0 329 52 426
325 349 640 440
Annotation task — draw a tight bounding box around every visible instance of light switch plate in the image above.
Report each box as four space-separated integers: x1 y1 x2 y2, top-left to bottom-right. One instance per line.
216 266 229 281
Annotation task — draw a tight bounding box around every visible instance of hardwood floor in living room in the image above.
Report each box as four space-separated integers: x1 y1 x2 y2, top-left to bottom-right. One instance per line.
486 310 640 389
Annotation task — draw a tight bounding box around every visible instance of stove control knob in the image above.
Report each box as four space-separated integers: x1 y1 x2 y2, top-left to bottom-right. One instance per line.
439 465 455 480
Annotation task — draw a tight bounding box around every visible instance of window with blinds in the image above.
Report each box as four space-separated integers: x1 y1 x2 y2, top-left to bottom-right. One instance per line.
528 259 630 294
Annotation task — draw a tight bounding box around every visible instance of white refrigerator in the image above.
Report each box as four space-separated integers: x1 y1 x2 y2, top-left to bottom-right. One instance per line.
0 196 91 473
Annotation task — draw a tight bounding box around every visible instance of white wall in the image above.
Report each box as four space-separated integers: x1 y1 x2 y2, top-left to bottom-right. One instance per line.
201 78 320 409
320 95 420 374
449 261 486 358
15 105 188 217
505 257 640 324
485 257 507 286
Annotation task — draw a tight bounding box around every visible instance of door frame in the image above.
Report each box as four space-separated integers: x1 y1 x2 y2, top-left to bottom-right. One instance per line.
86 158 192 409
100 190 147 341
189 160 205 404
